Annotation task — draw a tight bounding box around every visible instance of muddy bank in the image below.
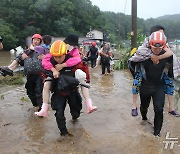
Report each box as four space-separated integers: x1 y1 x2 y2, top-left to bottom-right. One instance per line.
0 68 180 154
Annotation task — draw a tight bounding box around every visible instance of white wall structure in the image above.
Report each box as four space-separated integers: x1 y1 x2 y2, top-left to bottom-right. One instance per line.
25 30 104 47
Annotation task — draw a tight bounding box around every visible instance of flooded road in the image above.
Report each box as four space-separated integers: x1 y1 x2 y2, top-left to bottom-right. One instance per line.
0 51 14 66
0 66 180 154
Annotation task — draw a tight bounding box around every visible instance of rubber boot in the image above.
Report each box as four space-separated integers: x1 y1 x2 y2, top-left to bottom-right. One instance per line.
85 99 97 114
35 103 49 117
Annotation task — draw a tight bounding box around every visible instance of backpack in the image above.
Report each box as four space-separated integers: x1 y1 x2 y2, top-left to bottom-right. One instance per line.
24 52 43 75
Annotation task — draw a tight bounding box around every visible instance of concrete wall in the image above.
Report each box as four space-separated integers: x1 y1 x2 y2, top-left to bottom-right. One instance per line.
26 30 104 47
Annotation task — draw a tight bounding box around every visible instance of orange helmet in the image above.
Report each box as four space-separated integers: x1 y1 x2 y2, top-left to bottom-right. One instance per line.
32 34 42 40
149 31 166 47
92 42 96 46
50 40 67 56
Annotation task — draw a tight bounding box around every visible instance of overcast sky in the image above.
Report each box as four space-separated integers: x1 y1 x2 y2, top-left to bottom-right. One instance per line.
90 0 180 19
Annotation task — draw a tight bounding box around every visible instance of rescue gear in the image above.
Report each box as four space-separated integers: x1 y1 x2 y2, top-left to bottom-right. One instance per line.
32 34 42 40
92 42 96 46
149 31 166 47
50 40 67 56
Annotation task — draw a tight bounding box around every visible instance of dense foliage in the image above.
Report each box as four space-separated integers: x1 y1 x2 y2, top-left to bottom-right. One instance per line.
0 0 180 50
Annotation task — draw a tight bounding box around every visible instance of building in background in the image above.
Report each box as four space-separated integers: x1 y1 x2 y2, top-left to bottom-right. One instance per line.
26 29 105 52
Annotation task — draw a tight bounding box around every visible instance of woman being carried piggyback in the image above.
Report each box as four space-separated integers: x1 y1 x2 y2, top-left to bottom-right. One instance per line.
35 34 97 117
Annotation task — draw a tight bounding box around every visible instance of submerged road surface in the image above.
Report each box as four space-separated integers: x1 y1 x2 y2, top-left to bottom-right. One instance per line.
0 67 180 154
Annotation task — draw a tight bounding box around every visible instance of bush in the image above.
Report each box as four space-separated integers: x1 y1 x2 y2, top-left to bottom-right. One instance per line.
114 48 130 70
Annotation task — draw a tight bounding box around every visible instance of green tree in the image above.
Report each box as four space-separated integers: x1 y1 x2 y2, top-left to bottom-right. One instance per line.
0 20 18 50
0 0 180 51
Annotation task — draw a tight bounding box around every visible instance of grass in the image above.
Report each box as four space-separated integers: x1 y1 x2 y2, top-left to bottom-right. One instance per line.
20 96 29 102
0 73 25 85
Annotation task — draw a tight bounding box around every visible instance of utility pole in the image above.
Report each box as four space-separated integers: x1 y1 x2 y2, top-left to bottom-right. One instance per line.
131 0 137 49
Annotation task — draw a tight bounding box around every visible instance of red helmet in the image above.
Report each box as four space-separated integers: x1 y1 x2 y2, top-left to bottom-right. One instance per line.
92 42 96 46
32 34 42 40
149 31 166 47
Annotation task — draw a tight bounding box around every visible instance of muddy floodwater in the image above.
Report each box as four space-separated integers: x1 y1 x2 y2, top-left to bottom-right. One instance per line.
0 49 180 154
0 65 180 154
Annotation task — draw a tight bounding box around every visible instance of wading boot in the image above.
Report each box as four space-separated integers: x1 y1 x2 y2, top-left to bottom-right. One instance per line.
85 99 97 114
35 103 49 117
